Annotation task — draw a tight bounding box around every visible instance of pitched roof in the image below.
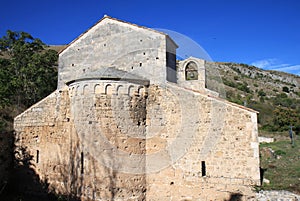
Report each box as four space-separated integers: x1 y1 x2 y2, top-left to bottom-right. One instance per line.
65 67 150 86
59 15 178 55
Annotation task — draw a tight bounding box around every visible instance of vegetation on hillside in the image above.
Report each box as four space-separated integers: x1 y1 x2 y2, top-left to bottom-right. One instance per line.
206 62 300 135
0 30 58 133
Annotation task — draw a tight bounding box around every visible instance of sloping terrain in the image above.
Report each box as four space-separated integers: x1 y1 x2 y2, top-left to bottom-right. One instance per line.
205 61 300 135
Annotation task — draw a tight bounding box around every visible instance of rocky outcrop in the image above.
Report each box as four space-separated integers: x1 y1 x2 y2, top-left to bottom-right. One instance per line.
206 61 300 88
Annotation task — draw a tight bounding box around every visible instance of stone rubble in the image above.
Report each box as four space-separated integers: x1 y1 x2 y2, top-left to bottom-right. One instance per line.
257 190 300 201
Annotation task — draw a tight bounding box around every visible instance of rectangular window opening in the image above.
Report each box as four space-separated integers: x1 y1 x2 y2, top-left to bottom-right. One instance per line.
36 150 39 163
201 161 206 177
81 152 84 174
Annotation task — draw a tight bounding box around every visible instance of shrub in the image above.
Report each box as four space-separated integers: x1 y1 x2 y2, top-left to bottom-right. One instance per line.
274 150 286 156
258 89 266 97
282 86 290 93
237 82 251 93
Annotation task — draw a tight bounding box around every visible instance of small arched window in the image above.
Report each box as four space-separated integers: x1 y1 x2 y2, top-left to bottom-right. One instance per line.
185 61 198 80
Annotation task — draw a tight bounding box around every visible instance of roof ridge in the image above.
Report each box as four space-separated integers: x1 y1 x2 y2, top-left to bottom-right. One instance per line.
59 15 178 55
65 66 150 86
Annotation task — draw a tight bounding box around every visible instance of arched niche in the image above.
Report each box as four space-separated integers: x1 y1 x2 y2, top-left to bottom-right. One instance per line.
185 61 198 80
94 84 102 94
105 84 113 95
83 84 89 95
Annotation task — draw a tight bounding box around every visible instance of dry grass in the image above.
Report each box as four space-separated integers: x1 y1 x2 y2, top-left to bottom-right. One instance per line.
260 137 300 194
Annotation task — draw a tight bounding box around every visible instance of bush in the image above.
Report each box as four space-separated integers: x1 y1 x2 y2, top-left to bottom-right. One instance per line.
259 96 265 103
237 82 251 93
258 89 266 97
261 124 277 132
273 94 293 107
282 86 290 93
275 150 286 156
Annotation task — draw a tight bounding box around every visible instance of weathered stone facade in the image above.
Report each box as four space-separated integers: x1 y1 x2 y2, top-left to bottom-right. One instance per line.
14 16 260 200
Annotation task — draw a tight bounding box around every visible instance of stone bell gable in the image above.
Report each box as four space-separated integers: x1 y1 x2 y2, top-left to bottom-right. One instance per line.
14 15 260 201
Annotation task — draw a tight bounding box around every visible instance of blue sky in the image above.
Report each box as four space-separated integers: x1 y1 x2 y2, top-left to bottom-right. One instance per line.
1 0 300 75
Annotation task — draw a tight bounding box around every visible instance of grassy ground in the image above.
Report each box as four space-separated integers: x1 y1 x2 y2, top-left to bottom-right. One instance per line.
259 135 300 193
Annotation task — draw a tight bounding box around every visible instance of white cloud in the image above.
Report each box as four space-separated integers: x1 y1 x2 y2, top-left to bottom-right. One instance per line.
251 58 278 69
274 65 300 76
251 59 300 75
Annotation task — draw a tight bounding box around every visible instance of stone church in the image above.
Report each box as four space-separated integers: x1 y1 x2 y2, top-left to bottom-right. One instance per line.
14 16 260 200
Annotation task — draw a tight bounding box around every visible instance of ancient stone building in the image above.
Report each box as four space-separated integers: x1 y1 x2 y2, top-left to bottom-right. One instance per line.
14 16 260 200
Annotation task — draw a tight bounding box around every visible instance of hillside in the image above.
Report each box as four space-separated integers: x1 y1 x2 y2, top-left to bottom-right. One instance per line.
47 45 67 53
205 61 300 135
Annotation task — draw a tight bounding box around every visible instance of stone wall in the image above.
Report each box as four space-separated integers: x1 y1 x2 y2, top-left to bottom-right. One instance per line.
14 81 260 200
145 84 260 200
14 90 71 195
58 16 177 88
14 81 149 200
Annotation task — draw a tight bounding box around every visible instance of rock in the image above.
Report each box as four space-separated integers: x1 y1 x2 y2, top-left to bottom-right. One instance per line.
257 190 300 200
263 178 270 184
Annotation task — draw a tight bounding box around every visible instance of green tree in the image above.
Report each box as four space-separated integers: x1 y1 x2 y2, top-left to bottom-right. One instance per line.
0 30 58 131
0 30 58 109
273 107 300 132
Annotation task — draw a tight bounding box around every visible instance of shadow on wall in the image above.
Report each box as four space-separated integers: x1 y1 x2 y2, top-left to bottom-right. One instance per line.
50 135 119 201
0 131 13 195
62 134 122 201
224 193 243 201
0 146 80 201
260 167 267 186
